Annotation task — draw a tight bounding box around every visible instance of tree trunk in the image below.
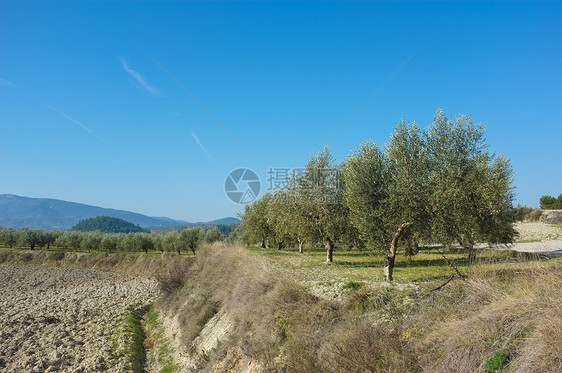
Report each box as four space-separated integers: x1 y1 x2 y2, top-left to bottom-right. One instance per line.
467 244 477 264
177 248 181 255
298 239 304 254
260 239 266 248
191 248 196 255
383 222 412 282
326 238 334 263
47 243 50 250
459 235 477 264
30 243 35 251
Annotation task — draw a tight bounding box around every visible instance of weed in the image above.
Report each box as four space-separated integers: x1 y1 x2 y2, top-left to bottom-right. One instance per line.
122 305 150 373
342 281 363 290
142 309 178 373
484 349 509 372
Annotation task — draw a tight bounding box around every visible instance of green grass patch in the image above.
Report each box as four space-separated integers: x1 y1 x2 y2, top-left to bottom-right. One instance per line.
123 305 150 373
484 349 509 373
143 309 178 373
245 245 550 284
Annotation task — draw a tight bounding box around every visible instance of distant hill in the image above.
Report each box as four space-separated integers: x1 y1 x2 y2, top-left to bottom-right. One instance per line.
197 217 240 225
0 194 188 230
71 216 148 233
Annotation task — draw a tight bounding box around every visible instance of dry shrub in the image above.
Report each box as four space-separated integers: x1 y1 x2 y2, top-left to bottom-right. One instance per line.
156 258 191 296
415 265 562 373
509 270 562 373
327 320 411 373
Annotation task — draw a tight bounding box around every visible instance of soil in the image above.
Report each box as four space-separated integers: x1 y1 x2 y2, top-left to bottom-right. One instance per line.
0 265 158 372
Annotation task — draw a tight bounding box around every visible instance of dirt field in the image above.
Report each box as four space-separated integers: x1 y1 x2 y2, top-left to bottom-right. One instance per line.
0 265 158 372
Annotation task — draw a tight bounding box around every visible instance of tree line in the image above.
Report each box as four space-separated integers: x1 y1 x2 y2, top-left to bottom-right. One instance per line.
238 110 516 281
0 226 225 255
539 194 562 210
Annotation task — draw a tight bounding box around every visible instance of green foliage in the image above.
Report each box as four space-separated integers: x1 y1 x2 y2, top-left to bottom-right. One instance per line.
240 193 275 248
513 206 534 222
204 228 224 244
343 141 391 248
539 194 562 209
71 216 148 233
180 227 204 254
16 227 42 250
484 349 509 372
426 110 516 255
0 227 18 248
342 281 363 290
239 110 516 279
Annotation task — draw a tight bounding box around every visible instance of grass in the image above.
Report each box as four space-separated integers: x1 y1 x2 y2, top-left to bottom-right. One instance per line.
143 309 178 373
245 245 559 284
122 305 150 373
156 243 562 372
0 246 194 277
484 349 509 373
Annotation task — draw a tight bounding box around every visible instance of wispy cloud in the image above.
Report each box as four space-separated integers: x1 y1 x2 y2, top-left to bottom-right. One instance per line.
119 57 161 96
0 77 15 86
48 105 119 151
149 54 252 158
191 132 212 159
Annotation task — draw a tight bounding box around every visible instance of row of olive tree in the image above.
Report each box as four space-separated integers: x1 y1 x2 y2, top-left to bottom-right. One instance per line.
239 110 516 281
0 226 225 255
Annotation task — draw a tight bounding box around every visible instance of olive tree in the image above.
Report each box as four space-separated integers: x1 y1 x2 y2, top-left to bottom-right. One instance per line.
295 147 348 263
0 227 18 248
426 110 516 263
100 233 119 253
81 231 102 252
240 193 275 248
343 142 400 280
205 228 224 244
180 227 204 255
17 227 41 250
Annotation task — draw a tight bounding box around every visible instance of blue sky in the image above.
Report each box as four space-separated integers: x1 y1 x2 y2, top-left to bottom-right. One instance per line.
1 1 560 222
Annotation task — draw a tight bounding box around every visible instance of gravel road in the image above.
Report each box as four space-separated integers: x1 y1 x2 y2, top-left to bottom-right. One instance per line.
487 241 562 257
0 265 159 372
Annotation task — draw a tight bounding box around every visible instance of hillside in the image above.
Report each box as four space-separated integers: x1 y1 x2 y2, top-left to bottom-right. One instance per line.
0 194 188 230
70 216 148 233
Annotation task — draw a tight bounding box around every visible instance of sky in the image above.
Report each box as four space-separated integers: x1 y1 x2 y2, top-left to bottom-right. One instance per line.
0 1 560 222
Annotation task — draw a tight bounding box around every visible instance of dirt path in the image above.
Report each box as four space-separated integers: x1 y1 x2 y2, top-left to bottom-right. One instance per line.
487 241 562 257
0 265 159 372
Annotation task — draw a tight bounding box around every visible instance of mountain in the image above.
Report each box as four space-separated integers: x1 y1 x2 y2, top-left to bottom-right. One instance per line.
0 194 188 230
198 217 240 225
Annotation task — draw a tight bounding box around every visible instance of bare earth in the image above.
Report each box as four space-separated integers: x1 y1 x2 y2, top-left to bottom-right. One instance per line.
0 265 158 372
497 222 562 256
514 221 562 242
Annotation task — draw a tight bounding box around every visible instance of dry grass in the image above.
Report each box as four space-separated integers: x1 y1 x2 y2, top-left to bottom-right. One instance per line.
3 244 560 372
157 243 561 373
0 248 189 276
415 266 562 373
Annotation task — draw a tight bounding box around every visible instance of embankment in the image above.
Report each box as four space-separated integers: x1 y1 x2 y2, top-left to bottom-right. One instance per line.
156 243 562 373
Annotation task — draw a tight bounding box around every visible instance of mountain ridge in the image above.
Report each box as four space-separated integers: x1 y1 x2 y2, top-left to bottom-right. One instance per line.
0 194 238 230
